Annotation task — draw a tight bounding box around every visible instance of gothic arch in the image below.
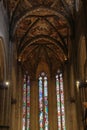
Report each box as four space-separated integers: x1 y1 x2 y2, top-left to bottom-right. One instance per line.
36 60 50 79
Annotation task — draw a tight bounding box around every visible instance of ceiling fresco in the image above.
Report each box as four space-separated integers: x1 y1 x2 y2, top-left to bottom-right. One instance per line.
3 0 75 76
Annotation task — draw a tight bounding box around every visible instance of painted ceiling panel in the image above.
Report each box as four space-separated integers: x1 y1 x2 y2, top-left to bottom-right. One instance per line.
3 0 75 74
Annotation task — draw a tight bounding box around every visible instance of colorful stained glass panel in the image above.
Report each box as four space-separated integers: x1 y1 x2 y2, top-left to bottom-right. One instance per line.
39 73 49 130
22 75 30 130
56 73 66 130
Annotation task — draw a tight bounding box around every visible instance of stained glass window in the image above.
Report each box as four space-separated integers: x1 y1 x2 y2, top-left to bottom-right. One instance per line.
22 74 30 130
56 72 66 130
22 72 66 130
39 72 48 130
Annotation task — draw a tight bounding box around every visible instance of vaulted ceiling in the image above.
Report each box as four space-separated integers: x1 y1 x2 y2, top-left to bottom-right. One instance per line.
3 0 75 76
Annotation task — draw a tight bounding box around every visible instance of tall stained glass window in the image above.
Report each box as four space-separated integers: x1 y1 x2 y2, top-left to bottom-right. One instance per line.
22 74 30 130
56 72 66 130
38 72 48 130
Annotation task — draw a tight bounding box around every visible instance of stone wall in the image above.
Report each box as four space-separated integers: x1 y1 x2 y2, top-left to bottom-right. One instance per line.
0 1 9 130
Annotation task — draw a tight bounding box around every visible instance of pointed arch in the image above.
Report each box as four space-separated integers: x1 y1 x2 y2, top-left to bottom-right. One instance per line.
36 60 50 79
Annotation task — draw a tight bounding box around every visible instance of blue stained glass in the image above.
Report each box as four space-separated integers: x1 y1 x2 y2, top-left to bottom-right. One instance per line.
22 75 30 130
56 73 66 130
56 75 61 130
22 75 27 130
39 76 44 130
39 73 48 130
59 74 66 130
44 76 48 130
26 76 30 130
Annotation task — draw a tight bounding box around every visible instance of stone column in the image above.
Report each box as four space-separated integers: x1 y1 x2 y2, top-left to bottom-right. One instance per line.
69 64 79 130
11 68 17 130
15 62 23 130
63 63 71 130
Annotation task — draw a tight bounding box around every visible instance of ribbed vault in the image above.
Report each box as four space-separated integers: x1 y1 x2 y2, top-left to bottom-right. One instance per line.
3 0 75 77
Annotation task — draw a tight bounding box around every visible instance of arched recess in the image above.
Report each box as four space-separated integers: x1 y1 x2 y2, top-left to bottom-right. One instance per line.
0 37 8 125
30 60 50 130
30 60 64 130
77 35 86 81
